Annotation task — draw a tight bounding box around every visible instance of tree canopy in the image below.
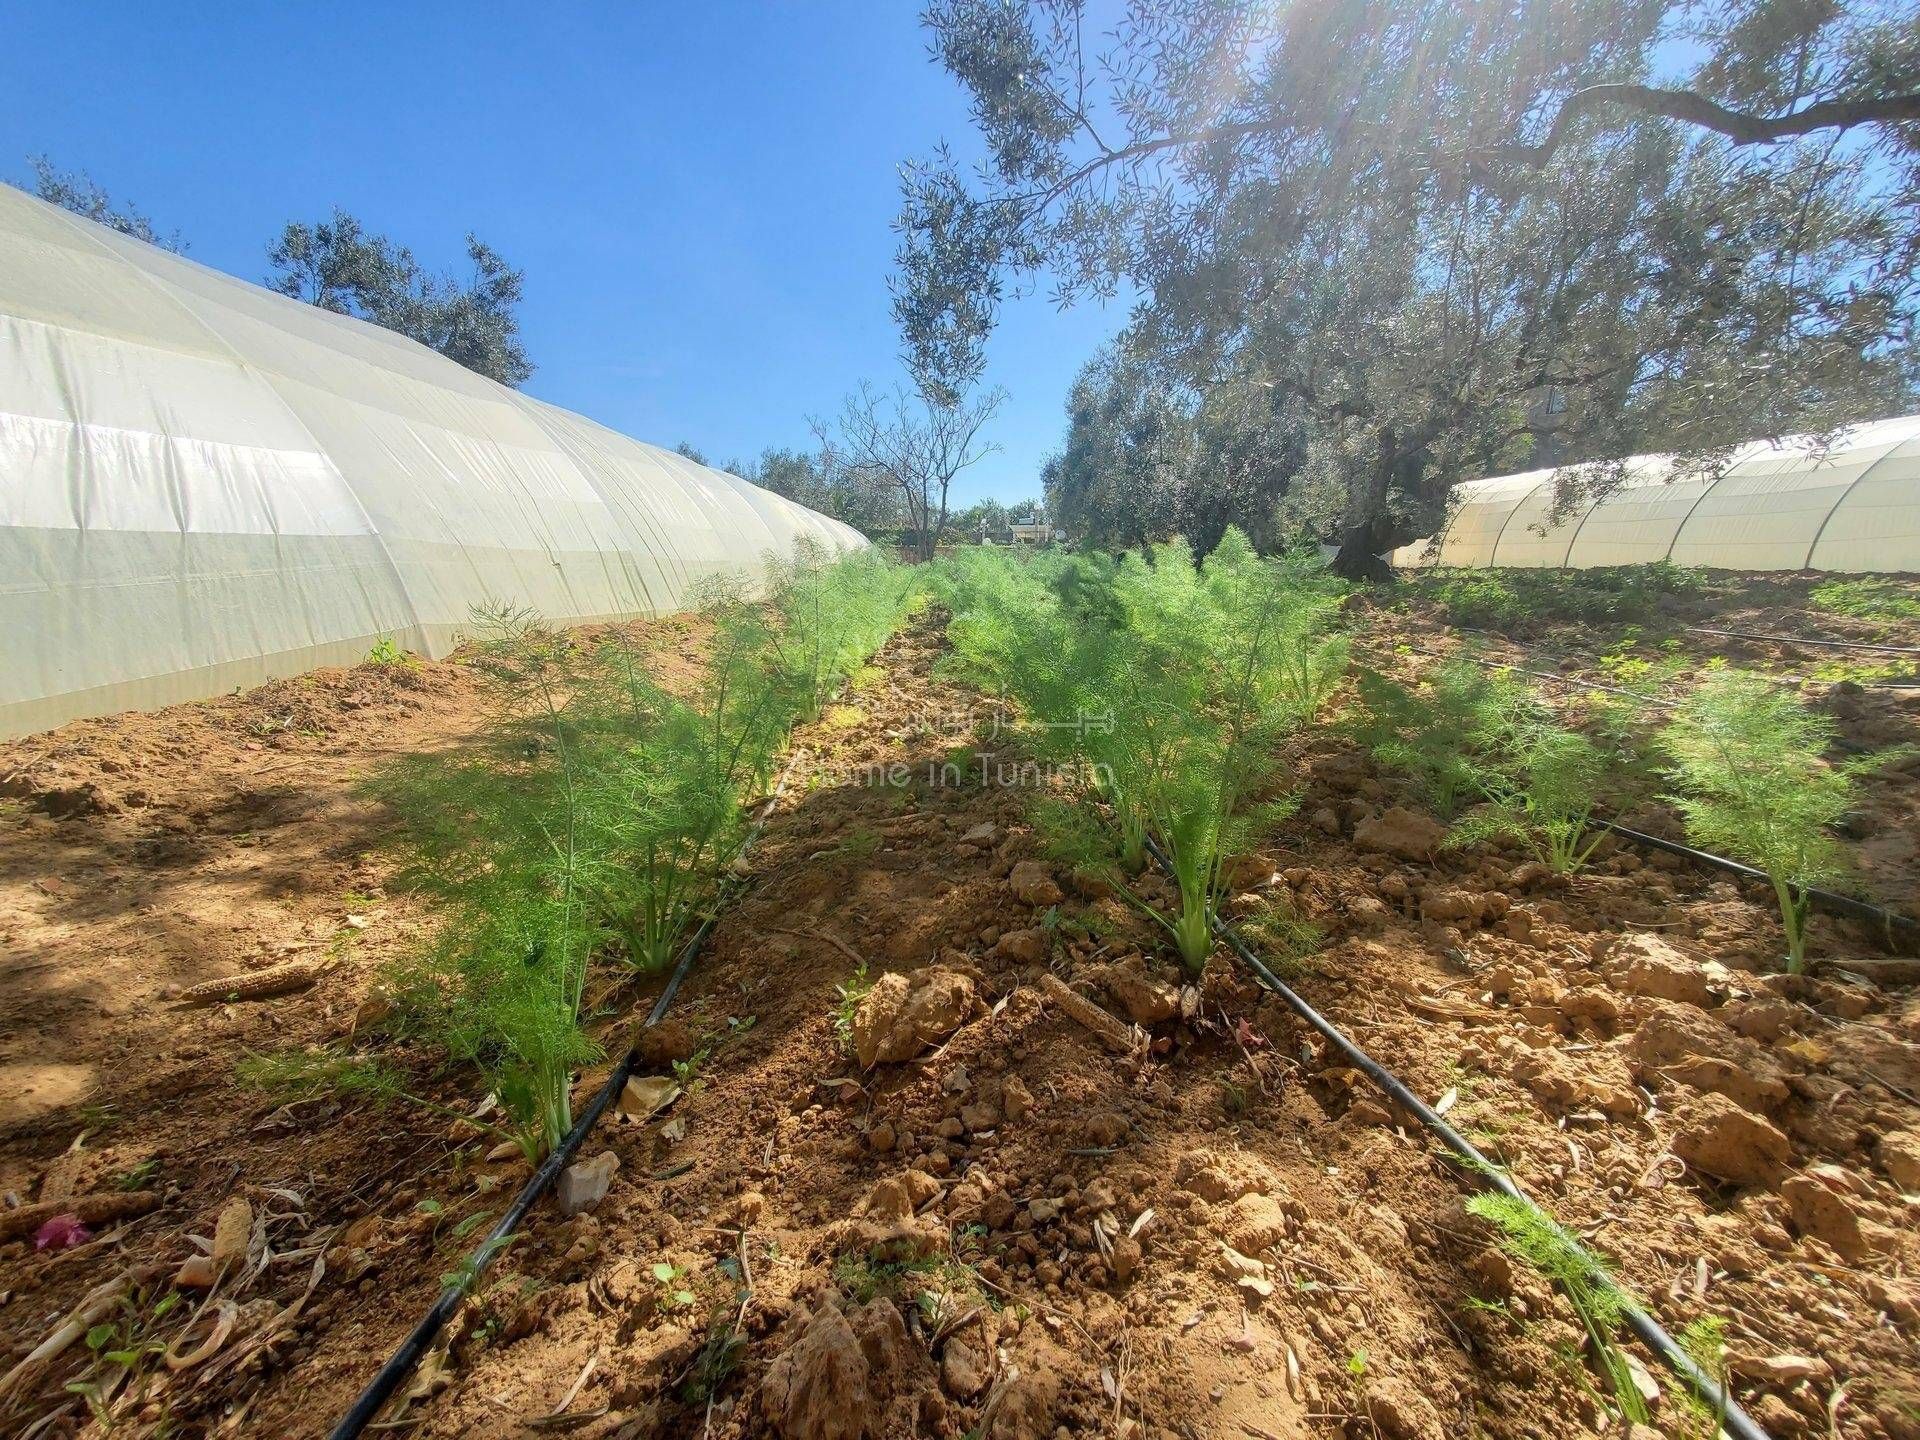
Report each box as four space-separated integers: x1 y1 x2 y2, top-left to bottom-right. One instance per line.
896 0 1920 572
25 156 187 252
733 445 908 537
267 209 534 387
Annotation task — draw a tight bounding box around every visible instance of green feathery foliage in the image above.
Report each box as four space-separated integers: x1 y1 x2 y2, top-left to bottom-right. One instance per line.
1359 655 1647 872
374 604 606 1159
938 530 1344 971
1351 659 1521 818
1657 668 1905 971
765 539 922 723
370 548 915 1158
1674 1315 1731 1440
1410 562 1706 631
1465 1192 1648 1427
581 593 790 970
237 1049 405 1103
1445 700 1613 875
1808 577 1920 625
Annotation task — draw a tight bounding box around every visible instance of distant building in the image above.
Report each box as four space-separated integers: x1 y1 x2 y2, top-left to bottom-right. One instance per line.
980 519 1067 547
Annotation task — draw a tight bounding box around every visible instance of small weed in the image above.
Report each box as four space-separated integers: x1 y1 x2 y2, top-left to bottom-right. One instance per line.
1231 894 1323 974
832 963 873 1056
238 1049 403 1103
1466 1193 1647 1426
681 1253 754 1404
63 1283 181 1429
1674 1315 1731 1440
113 1158 160 1192
836 827 884 861
1596 631 1691 694
672 1034 720 1093
652 1260 697 1310
1808 656 1918 685
1412 562 1704 630
441 1231 519 1293
832 1248 988 1312
683 1312 747 1404
364 635 417 667
1809 578 1920 624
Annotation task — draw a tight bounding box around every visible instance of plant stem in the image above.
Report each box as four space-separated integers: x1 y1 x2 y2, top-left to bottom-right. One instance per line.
1173 894 1212 971
1776 877 1809 973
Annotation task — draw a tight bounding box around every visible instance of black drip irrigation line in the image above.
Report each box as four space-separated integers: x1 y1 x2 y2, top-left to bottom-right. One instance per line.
1482 658 1678 709
1592 818 1917 935
1686 624 1920 657
327 751 803 1440
1141 836 1771 1440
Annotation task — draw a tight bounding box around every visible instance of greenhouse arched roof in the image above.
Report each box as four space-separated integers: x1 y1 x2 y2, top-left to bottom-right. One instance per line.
1393 416 1920 574
0 185 866 738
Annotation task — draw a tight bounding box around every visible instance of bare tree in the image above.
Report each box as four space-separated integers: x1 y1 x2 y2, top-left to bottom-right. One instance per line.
813 382 1005 562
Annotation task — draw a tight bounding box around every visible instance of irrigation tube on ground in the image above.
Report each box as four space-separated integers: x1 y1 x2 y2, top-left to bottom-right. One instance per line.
1591 818 1917 935
1141 836 1772 1440
327 752 802 1440
1685 625 1920 657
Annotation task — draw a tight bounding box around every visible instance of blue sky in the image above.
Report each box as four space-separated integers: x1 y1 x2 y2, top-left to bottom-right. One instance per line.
0 3 1128 505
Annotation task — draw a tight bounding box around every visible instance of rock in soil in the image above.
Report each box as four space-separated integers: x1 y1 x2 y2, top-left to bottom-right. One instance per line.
1095 953 1180 1025
1779 1164 1895 1259
636 1018 697 1068
557 1150 620 1216
1876 1127 1920 1189
761 1303 877 1440
1670 1093 1792 1188
1007 860 1065 907
851 966 977 1066
992 927 1046 964
940 1333 988 1398
1603 932 1718 1007
1351 806 1446 861
761 1298 940 1440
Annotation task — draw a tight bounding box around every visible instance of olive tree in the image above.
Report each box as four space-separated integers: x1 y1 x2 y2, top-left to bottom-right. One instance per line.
268 209 534 387
895 1 1919 574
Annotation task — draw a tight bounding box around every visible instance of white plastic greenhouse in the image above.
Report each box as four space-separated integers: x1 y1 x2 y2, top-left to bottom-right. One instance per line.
0 185 866 739
1392 415 1920 574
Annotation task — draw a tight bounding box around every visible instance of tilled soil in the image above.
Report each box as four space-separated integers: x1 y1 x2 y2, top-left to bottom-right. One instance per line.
2 586 1917 1440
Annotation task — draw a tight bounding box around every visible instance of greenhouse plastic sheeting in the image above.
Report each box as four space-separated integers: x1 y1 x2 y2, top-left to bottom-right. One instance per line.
0 185 867 739
1391 416 1920 573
